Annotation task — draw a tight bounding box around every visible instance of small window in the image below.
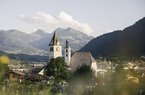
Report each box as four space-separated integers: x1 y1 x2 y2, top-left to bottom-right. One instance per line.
66 50 68 52
66 54 68 57
50 47 53 51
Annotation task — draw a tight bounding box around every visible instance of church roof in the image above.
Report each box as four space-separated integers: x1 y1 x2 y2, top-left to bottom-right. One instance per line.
49 32 61 46
70 52 96 71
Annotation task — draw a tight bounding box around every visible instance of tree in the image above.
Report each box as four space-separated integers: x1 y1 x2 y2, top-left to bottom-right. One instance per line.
45 57 69 82
71 64 96 86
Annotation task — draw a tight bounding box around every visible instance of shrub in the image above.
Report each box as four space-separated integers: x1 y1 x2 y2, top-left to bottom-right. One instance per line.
0 55 9 82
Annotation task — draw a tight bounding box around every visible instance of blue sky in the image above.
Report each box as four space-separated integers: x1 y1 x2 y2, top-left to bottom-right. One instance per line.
0 0 145 37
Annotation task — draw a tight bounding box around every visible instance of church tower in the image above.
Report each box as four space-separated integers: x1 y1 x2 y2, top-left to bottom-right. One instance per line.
48 32 62 60
64 40 71 66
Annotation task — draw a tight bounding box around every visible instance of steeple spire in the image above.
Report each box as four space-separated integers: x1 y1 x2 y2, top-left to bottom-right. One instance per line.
49 32 60 46
65 40 69 48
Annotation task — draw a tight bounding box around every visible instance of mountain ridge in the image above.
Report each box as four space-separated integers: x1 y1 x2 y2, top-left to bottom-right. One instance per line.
0 27 93 55
80 17 145 57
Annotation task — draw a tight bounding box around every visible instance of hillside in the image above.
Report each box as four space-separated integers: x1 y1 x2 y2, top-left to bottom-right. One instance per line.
0 29 46 55
80 17 145 57
0 50 48 62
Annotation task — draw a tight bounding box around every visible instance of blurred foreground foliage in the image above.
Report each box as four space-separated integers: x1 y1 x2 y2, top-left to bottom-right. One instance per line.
0 57 145 95
0 55 9 82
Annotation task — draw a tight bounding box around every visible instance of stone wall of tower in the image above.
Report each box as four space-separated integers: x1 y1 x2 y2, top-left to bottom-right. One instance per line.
49 45 62 59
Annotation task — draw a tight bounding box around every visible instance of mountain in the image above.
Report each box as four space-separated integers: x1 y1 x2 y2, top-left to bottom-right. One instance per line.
29 28 93 52
80 17 145 57
30 29 52 51
0 28 93 55
0 50 48 62
54 28 93 51
0 29 46 55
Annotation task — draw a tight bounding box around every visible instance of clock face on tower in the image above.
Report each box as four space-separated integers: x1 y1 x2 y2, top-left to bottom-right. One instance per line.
56 47 60 51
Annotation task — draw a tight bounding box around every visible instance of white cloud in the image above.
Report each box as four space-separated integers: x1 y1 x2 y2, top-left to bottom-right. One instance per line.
18 12 93 35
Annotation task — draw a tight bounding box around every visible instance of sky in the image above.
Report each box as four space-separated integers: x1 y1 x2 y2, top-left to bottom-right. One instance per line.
0 0 145 37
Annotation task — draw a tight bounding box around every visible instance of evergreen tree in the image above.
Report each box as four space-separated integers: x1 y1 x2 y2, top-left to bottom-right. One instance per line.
45 57 69 82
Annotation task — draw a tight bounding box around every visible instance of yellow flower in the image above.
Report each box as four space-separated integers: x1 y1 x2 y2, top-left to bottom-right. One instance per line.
0 55 9 64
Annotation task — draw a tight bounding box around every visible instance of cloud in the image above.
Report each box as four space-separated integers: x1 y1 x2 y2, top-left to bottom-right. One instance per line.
18 12 93 35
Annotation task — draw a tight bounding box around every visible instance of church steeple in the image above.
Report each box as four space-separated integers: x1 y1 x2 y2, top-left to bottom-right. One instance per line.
49 32 61 46
64 40 71 66
65 40 69 48
48 32 62 60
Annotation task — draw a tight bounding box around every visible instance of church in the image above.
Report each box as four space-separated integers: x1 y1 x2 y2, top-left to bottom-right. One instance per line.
48 32 97 76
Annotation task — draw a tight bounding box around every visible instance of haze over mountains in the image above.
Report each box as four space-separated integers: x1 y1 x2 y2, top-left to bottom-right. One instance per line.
80 17 145 57
0 28 93 55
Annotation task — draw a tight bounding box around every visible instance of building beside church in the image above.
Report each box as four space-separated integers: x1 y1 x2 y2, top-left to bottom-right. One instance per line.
48 32 97 76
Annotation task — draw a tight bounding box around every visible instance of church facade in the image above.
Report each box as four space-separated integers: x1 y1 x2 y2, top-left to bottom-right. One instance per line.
48 32 97 76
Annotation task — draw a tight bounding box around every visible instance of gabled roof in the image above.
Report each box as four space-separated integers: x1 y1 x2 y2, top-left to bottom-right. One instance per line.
9 71 26 76
49 32 61 46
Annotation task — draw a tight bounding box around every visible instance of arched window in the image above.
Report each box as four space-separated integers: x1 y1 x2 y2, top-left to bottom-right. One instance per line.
66 54 68 57
66 50 68 52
